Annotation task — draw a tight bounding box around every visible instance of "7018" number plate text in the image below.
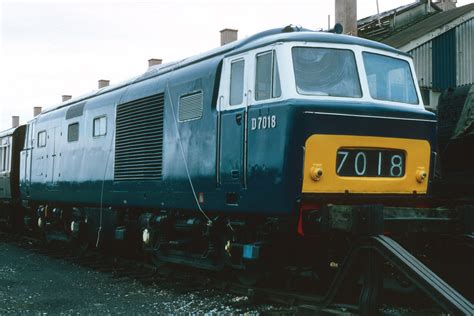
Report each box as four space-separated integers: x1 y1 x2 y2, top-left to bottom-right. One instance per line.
336 149 405 177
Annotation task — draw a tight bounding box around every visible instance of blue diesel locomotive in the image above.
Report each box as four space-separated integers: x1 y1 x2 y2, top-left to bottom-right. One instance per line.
1 26 438 275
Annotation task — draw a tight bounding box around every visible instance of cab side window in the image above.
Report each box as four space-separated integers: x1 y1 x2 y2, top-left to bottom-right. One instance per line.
0 139 10 172
37 131 47 148
68 123 79 142
229 59 245 106
255 50 281 101
93 116 107 137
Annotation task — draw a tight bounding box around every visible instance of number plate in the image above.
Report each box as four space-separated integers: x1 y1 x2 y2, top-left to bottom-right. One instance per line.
336 149 405 177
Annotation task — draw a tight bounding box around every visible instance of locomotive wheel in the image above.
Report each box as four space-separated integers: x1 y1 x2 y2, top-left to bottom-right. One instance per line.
150 240 168 269
72 235 90 256
236 267 265 286
151 252 167 268
39 230 52 246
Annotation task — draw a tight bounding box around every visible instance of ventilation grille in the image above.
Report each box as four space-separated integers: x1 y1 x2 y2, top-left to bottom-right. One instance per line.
66 102 86 119
178 91 203 122
114 93 164 181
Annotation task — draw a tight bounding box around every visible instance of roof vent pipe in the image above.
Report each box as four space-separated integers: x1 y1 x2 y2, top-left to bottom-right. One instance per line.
33 107 42 117
148 58 162 68
98 79 110 89
12 116 19 128
220 28 238 46
62 95 72 102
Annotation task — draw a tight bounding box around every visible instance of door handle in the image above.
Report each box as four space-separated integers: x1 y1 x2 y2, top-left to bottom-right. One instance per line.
235 114 242 125
218 96 224 110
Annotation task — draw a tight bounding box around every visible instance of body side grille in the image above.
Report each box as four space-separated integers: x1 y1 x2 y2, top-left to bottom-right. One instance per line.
66 102 86 119
178 91 203 122
114 93 164 181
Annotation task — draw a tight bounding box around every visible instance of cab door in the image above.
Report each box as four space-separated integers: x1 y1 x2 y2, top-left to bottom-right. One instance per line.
20 123 34 197
218 54 251 189
46 126 61 185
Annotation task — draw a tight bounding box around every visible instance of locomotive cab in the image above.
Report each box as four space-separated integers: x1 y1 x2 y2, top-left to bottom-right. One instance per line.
216 34 436 215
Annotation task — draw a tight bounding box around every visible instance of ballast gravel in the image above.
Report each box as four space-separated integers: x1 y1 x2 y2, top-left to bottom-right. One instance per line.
0 242 282 314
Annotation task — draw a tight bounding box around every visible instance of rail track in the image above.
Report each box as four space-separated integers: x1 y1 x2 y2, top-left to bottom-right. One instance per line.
1 228 472 315
0 231 350 314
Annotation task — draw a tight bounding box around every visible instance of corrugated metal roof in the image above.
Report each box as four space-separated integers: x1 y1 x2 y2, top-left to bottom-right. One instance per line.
358 2 441 43
358 2 424 25
381 4 474 48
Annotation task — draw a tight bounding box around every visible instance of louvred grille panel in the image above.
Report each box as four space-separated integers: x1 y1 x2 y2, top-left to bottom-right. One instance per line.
114 93 164 181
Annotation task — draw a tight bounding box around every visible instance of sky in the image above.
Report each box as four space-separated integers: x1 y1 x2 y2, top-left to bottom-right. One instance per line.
0 0 473 131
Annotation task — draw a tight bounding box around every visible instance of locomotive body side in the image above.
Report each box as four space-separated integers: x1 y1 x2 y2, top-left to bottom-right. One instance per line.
20 86 123 204
0 128 16 201
11 28 438 271
0 126 26 201
19 56 224 212
19 31 437 217
0 125 26 227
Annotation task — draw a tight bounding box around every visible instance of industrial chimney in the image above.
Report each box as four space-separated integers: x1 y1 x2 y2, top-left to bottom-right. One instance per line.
12 116 19 128
98 79 110 89
335 0 358 36
33 107 42 117
148 58 162 68
62 95 72 102
220 29 238 46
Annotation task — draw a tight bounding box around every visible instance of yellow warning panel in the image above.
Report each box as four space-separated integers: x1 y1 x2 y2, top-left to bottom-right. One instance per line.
302 135 431 194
